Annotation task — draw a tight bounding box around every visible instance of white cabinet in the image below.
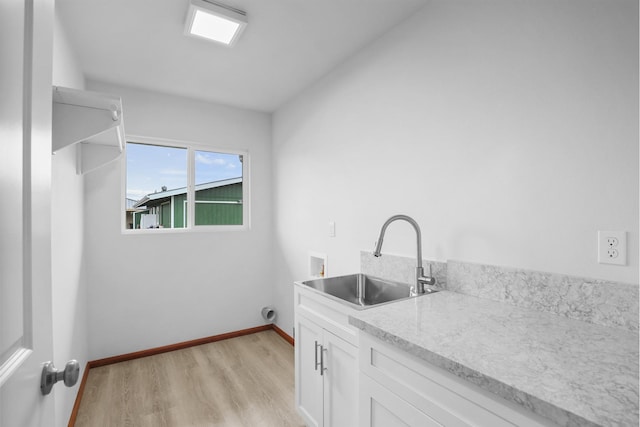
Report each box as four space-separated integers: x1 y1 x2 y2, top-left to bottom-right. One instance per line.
360 374 441 427
359 333 559 427
294 285 359 427
321 325 358 427
296 313 324 426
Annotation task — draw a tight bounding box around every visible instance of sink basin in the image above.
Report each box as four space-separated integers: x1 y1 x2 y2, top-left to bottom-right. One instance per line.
300 274 436 310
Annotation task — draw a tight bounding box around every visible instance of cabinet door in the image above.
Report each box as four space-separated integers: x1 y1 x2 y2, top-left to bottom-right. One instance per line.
323 330 358 427
295 314 324 427
360 373 442 427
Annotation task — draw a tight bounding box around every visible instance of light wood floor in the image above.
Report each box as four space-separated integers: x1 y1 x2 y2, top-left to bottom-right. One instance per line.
75 330 306 427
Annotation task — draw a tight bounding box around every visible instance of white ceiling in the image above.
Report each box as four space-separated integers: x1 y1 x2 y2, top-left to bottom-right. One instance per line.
56 0 427 112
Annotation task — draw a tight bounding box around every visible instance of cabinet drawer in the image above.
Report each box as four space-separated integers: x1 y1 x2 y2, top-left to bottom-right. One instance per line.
360 334 557 427
360 373 442 427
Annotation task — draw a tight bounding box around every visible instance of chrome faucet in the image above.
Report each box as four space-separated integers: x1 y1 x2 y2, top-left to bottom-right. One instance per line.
373 215 436 295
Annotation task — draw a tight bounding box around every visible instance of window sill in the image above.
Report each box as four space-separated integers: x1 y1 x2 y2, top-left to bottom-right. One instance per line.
122 225 249 235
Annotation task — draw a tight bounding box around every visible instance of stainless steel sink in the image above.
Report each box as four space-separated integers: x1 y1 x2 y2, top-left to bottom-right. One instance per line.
300 273 436 310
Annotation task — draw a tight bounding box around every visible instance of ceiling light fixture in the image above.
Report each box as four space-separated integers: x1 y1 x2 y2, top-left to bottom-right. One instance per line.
185 0 247 47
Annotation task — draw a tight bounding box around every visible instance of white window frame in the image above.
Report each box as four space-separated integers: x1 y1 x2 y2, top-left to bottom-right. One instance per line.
122 135 251 234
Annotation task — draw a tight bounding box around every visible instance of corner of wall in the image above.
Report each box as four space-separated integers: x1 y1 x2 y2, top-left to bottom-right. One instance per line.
52 8 89 427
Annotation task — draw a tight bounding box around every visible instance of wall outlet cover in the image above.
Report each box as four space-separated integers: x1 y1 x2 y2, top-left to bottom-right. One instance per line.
598 231 627 266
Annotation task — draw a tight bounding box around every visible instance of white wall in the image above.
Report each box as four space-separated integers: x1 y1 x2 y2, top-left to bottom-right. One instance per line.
272 0 639 334
51 9 87 427
83 81 273 360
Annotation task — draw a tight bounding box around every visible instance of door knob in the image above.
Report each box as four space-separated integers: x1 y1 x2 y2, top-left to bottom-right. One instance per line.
40 360 80 395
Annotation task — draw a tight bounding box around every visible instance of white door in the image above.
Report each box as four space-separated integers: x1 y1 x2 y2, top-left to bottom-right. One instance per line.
0 0 56 426
295 314 324 427
323 331 358 427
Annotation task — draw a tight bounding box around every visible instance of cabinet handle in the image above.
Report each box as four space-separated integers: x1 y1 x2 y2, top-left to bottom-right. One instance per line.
314 341 321 371
320 346 327 376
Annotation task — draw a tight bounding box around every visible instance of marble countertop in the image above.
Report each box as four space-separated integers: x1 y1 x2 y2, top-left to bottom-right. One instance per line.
349 291 639 427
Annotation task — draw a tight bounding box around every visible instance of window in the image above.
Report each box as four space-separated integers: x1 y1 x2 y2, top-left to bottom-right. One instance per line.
124 138 248 231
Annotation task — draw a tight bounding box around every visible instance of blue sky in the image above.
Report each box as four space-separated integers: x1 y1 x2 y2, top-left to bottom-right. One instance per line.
126 143 242 201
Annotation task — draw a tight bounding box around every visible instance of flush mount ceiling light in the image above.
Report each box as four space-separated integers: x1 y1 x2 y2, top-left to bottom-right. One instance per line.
185 0 247 47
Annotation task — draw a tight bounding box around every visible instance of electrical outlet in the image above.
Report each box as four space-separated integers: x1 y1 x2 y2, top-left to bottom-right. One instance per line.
606 237 619 247
598 231 626 266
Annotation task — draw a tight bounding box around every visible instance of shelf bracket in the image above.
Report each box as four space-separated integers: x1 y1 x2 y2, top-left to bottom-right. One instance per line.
52 86 126 174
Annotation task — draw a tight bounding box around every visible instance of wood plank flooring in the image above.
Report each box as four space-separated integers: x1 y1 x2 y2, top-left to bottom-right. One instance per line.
74 330 305 427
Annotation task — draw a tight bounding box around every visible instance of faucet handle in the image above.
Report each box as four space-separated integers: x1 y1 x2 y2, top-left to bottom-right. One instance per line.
419 263 437 288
